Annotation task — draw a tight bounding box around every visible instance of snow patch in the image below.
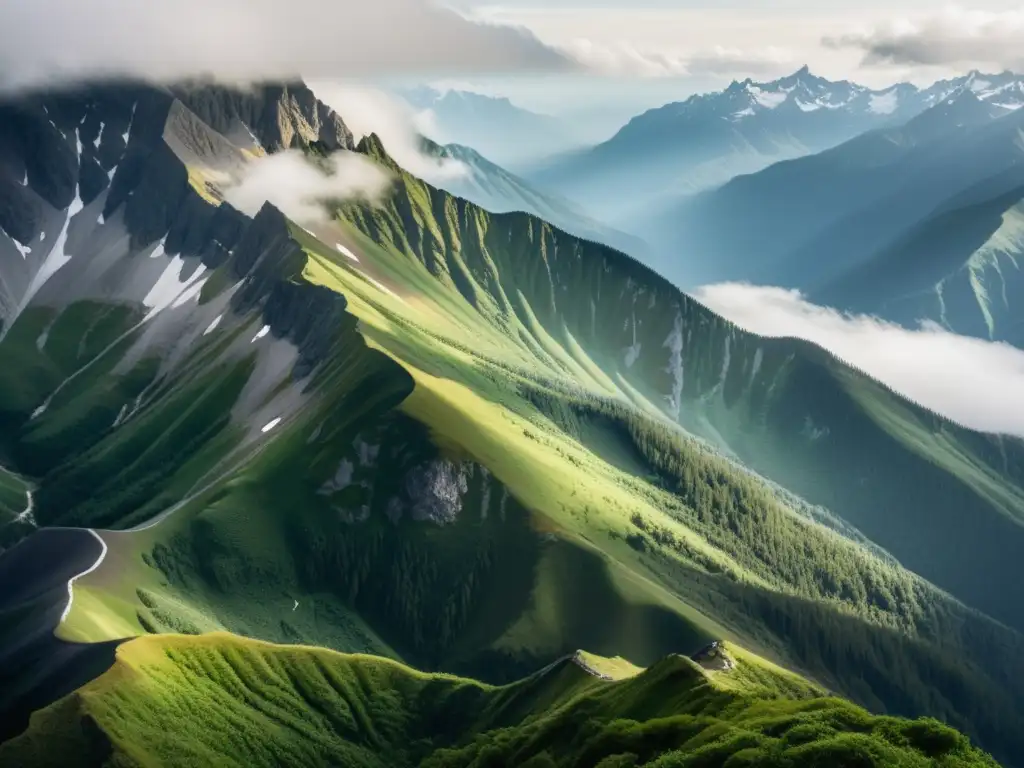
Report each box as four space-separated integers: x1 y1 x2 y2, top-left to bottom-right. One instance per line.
11 236 30 259
795 99 821 112
142 253 207 317
623 311 641 368
252 324 271 343
749 347 764 388
261 417 282 434
19 190 85 312
663 312 685 418
749 87 787 109
112 404 128 428
203 314 223 335
170 277 207 309
624 342 642 368
336 243 359 262
365 275 404 303
15 486 35 526
36 322 52 351
123 105 135 145
718 335 732 390
869 90 899 115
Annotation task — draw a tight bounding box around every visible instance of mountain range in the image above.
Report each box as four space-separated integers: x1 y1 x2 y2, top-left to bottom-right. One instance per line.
397 86 585 167
0 78 1021 767
528 67 1024 225
643 80 1024 346
423 139 648 256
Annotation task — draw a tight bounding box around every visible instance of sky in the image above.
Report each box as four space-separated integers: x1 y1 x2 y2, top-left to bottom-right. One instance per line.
432 1 1024 114
3 1 1024 116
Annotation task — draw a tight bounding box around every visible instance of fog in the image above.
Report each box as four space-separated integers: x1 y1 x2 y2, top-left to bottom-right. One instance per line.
695 283 1024 437
0 0 573 93
222 150 392 224
308 83 468 183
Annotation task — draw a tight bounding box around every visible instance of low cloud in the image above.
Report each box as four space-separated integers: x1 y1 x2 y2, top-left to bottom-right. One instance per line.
0 0 574 93
308 83 468 183
556 40 794 78
694 283 1024 438
823 6 1024 70
222 150 392 225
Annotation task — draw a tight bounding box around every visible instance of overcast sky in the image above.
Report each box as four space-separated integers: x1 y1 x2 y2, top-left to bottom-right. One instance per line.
425 1 1024 113
3 1 1024 115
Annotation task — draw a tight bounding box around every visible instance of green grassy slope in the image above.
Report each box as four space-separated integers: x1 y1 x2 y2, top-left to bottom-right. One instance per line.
10 133 1020 760
2 87 1023 765
0 632 997 768
815 184 1024 346
335 135 1024 630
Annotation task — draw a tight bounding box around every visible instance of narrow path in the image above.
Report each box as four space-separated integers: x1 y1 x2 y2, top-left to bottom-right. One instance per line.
59 529 108 624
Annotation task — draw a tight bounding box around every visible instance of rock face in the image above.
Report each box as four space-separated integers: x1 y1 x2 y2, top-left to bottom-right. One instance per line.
405 459 470 525
0 79 398 553
0 81 355 369
691 641 735 672
170 81 355 153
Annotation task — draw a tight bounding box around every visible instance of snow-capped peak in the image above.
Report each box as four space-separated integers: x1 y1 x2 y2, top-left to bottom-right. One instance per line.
717 66 877 121
920 70 1024 111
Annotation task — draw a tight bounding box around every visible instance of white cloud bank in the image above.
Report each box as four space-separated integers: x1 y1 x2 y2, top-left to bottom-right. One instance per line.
0 0 574 93
308 83 468 183
825 6 1024 71
223 150 392 225
694 283 1024 438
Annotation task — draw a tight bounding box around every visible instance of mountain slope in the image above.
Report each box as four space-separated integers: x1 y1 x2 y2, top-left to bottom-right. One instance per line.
814 179 1024 344
0 81 1021 764
425 140 648 257
530 68 1024 225
645 87 1024 296
397 86 582 166
0 632 997 768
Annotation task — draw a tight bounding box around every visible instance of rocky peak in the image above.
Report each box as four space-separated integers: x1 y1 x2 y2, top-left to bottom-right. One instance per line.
170 81 355 153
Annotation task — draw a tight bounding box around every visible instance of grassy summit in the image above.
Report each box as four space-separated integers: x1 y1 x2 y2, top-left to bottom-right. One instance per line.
1 632 997 768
